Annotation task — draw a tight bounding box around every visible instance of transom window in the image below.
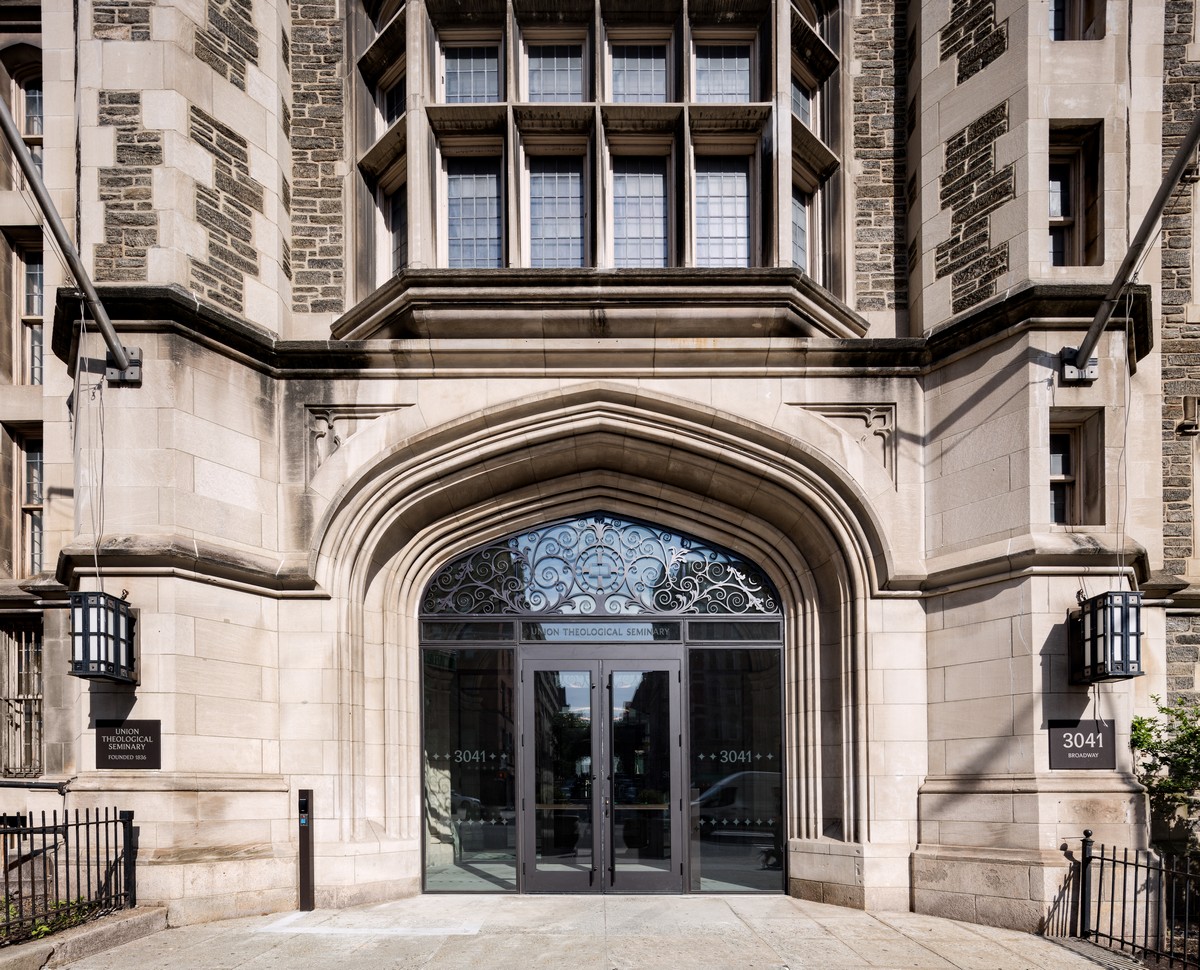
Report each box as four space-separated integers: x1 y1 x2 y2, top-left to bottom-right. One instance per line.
421 512 781 618
611 44 668 102
443 45 501 103
694 44 751 102
528 44 583 102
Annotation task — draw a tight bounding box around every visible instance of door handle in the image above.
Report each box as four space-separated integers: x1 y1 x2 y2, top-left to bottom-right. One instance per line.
606 791 616 885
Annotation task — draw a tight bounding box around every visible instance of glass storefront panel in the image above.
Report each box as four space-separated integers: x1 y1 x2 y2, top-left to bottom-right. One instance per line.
688 648 784 892
423 649 517 891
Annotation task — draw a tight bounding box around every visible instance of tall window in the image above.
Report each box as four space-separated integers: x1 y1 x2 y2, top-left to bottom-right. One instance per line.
613 156 668 268
447 157 503 268
21 250 42 385
528 45 583 102
443 45 501 103
20 437 42 576
21 439 42 576
611 45 668 102
1049 430 1075 524
390 188 408 273
694 44 751 102
1050 411 1104 525
694 157 750 267
1047 160 1072 266
791 186 809 272
529 156 584 268
18 76 42 180
0 618 42 777
1049 125 1102 266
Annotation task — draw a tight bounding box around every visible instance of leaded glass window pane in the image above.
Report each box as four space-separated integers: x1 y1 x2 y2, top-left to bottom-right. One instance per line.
791 185 809 272
448 157 502 269
612 45 667 102
445 46 500 103
695 44 751 103
528 45 583 102
695 156 750 268
530 156 584 268
613 156 667 268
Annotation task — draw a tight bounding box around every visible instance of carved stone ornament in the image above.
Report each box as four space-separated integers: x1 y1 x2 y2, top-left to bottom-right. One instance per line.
792 403 897 482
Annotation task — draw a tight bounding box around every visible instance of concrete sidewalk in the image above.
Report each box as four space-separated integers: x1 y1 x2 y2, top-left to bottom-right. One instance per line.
52 894 1121 970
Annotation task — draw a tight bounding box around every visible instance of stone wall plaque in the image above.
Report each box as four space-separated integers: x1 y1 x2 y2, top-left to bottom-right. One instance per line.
96 719 161 770
1048 719 1115 770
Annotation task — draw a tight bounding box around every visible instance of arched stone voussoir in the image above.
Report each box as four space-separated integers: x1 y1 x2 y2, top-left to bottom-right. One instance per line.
307 381 913 598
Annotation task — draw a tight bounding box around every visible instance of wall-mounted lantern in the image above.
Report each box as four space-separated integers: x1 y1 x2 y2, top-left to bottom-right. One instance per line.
68 591 136 683
1069 590 1143 685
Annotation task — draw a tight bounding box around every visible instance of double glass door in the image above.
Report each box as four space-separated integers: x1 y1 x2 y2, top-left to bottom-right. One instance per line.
522 651 682 893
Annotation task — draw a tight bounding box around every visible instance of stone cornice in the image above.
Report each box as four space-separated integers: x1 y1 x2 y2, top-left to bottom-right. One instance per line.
54 281 1153 379
56 535 317 595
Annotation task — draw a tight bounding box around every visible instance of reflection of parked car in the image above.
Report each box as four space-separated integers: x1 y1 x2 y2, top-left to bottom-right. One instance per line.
451 791 483 816
692 771 781 837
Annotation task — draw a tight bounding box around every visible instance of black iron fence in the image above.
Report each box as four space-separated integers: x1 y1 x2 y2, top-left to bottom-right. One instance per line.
1077 829 1200 968
0 808 136 945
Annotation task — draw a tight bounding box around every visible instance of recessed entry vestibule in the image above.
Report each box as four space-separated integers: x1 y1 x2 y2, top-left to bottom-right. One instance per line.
420 513 786 894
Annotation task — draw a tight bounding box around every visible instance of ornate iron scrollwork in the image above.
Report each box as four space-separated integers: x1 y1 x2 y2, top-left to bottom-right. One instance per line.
421 513 780 617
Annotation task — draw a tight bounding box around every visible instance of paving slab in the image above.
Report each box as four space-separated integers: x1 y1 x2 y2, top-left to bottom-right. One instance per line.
52 895 1119 970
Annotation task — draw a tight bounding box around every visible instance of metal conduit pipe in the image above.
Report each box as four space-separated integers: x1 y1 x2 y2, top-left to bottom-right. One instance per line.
0 89 131 375
1072 109 1200 371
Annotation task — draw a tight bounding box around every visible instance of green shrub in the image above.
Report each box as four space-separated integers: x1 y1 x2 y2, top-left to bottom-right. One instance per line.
1131 695 1200 854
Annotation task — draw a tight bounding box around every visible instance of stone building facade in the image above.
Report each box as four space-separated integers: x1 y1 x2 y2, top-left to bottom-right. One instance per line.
0 0 1184 932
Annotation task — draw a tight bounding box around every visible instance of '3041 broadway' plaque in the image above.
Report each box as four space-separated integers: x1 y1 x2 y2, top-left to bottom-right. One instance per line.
1048 719 1115 771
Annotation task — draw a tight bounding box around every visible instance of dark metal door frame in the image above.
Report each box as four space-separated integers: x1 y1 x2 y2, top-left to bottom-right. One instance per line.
520 646 684 894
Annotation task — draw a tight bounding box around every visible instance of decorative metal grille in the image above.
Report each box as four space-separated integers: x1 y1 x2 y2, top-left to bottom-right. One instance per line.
421 513 780 617
0 617 42 777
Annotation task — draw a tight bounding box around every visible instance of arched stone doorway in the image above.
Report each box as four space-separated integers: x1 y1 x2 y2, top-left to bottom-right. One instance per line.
418 512 786 893
307 385 903 906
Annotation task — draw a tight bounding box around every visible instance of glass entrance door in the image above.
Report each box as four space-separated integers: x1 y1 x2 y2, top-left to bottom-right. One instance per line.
522 653 682 893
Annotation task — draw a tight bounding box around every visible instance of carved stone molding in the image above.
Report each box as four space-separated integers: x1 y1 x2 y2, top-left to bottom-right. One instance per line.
306 404 411 478
792 403 897 483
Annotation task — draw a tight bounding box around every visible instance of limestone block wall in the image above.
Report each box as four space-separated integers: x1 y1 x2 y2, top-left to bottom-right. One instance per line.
76 0 292 332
